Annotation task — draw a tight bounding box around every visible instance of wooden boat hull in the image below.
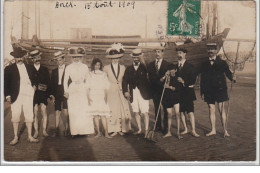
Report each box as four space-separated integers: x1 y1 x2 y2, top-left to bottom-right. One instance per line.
11 29 230 72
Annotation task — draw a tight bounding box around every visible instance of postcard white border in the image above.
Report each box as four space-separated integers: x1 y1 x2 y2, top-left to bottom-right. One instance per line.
0 0 259 166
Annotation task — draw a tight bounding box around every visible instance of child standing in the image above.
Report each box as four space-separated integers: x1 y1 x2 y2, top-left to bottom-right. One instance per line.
161 64 183 139
87 58 112 138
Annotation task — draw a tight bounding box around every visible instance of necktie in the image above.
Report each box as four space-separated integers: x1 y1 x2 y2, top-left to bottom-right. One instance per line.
155 60 159 72
178 63 182 70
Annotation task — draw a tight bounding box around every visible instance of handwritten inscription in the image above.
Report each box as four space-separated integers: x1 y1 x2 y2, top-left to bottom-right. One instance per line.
85 1 135 9
55 1 76 8
55 1 135 10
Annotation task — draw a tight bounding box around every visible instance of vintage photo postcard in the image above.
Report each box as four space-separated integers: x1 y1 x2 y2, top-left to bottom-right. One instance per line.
1 0 258 165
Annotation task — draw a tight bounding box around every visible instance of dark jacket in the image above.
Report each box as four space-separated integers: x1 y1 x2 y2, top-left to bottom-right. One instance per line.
50 66 66 97
176 60 197 101
4 63 36 103
147 59 170 94
122 63 151 103
32 65 51 96
200 56 233 96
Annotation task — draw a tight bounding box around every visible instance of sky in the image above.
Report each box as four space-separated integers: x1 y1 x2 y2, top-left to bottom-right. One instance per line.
3 0 256 59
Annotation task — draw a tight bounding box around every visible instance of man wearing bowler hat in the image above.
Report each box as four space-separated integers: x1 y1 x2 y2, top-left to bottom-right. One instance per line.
122 49 151 138
4 47 39 145
147 44 170 134
50 51 70 137
176 47 200 137
30 50 50 138
200 42 236 137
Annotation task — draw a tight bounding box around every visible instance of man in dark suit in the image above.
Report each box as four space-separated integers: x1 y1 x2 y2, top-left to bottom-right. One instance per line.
50 51 69 137
30 50 50 138
176 47 200 137
4 47 39 145
123 49 151 138
200 43 235 137
147 45 170 134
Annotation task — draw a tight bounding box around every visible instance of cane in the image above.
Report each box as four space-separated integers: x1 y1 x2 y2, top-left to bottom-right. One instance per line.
147 76 168 142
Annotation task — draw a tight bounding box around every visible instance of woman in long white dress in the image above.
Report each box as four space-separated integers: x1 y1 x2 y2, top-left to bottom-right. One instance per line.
104 43 132 136
87 58 112 138
63 47 94 136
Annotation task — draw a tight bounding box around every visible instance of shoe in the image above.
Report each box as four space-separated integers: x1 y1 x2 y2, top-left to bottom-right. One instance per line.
10 138 19 146
118 132 125 136
105 134 112 139
110 132 118 137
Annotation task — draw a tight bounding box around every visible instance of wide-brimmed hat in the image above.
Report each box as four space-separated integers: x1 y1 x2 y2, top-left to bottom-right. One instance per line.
10 47 27 58
106 43 125 59
30 50 42 58
130 49 143 58
68 47 85 57
176 47 188 53
206 42 218 49
53 51 65 60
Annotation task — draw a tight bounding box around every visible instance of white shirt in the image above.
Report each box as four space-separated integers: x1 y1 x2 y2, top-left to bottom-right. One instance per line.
133 62 140 71
58 64 65 85
209 55 217 65
209 55 217 61
34 64 40 71
63 62 89 93
112 63 119 74
178 59 186 68
17 63 31 86
155 58 163 70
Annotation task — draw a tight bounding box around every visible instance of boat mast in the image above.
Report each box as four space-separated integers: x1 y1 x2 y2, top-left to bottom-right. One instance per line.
212 2 217 36
38 0 41 39
21 1 29 39
35 0 37 36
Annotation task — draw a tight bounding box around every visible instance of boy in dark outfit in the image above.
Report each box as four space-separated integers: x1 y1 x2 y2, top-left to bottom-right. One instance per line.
161 64 183 139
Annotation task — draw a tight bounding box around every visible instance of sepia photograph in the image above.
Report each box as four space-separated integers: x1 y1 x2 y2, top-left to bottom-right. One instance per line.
0 0 258 165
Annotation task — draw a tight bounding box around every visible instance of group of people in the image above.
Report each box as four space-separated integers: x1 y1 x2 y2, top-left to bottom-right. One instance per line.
4 42 235 146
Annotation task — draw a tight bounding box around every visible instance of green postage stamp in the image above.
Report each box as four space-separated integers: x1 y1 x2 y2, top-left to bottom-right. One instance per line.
168 0 201 36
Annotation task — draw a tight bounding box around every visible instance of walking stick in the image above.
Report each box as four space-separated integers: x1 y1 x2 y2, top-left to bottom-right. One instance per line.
147 76 168 142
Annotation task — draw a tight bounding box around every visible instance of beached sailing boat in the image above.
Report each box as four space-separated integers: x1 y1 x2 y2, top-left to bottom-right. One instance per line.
9 1 231 71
